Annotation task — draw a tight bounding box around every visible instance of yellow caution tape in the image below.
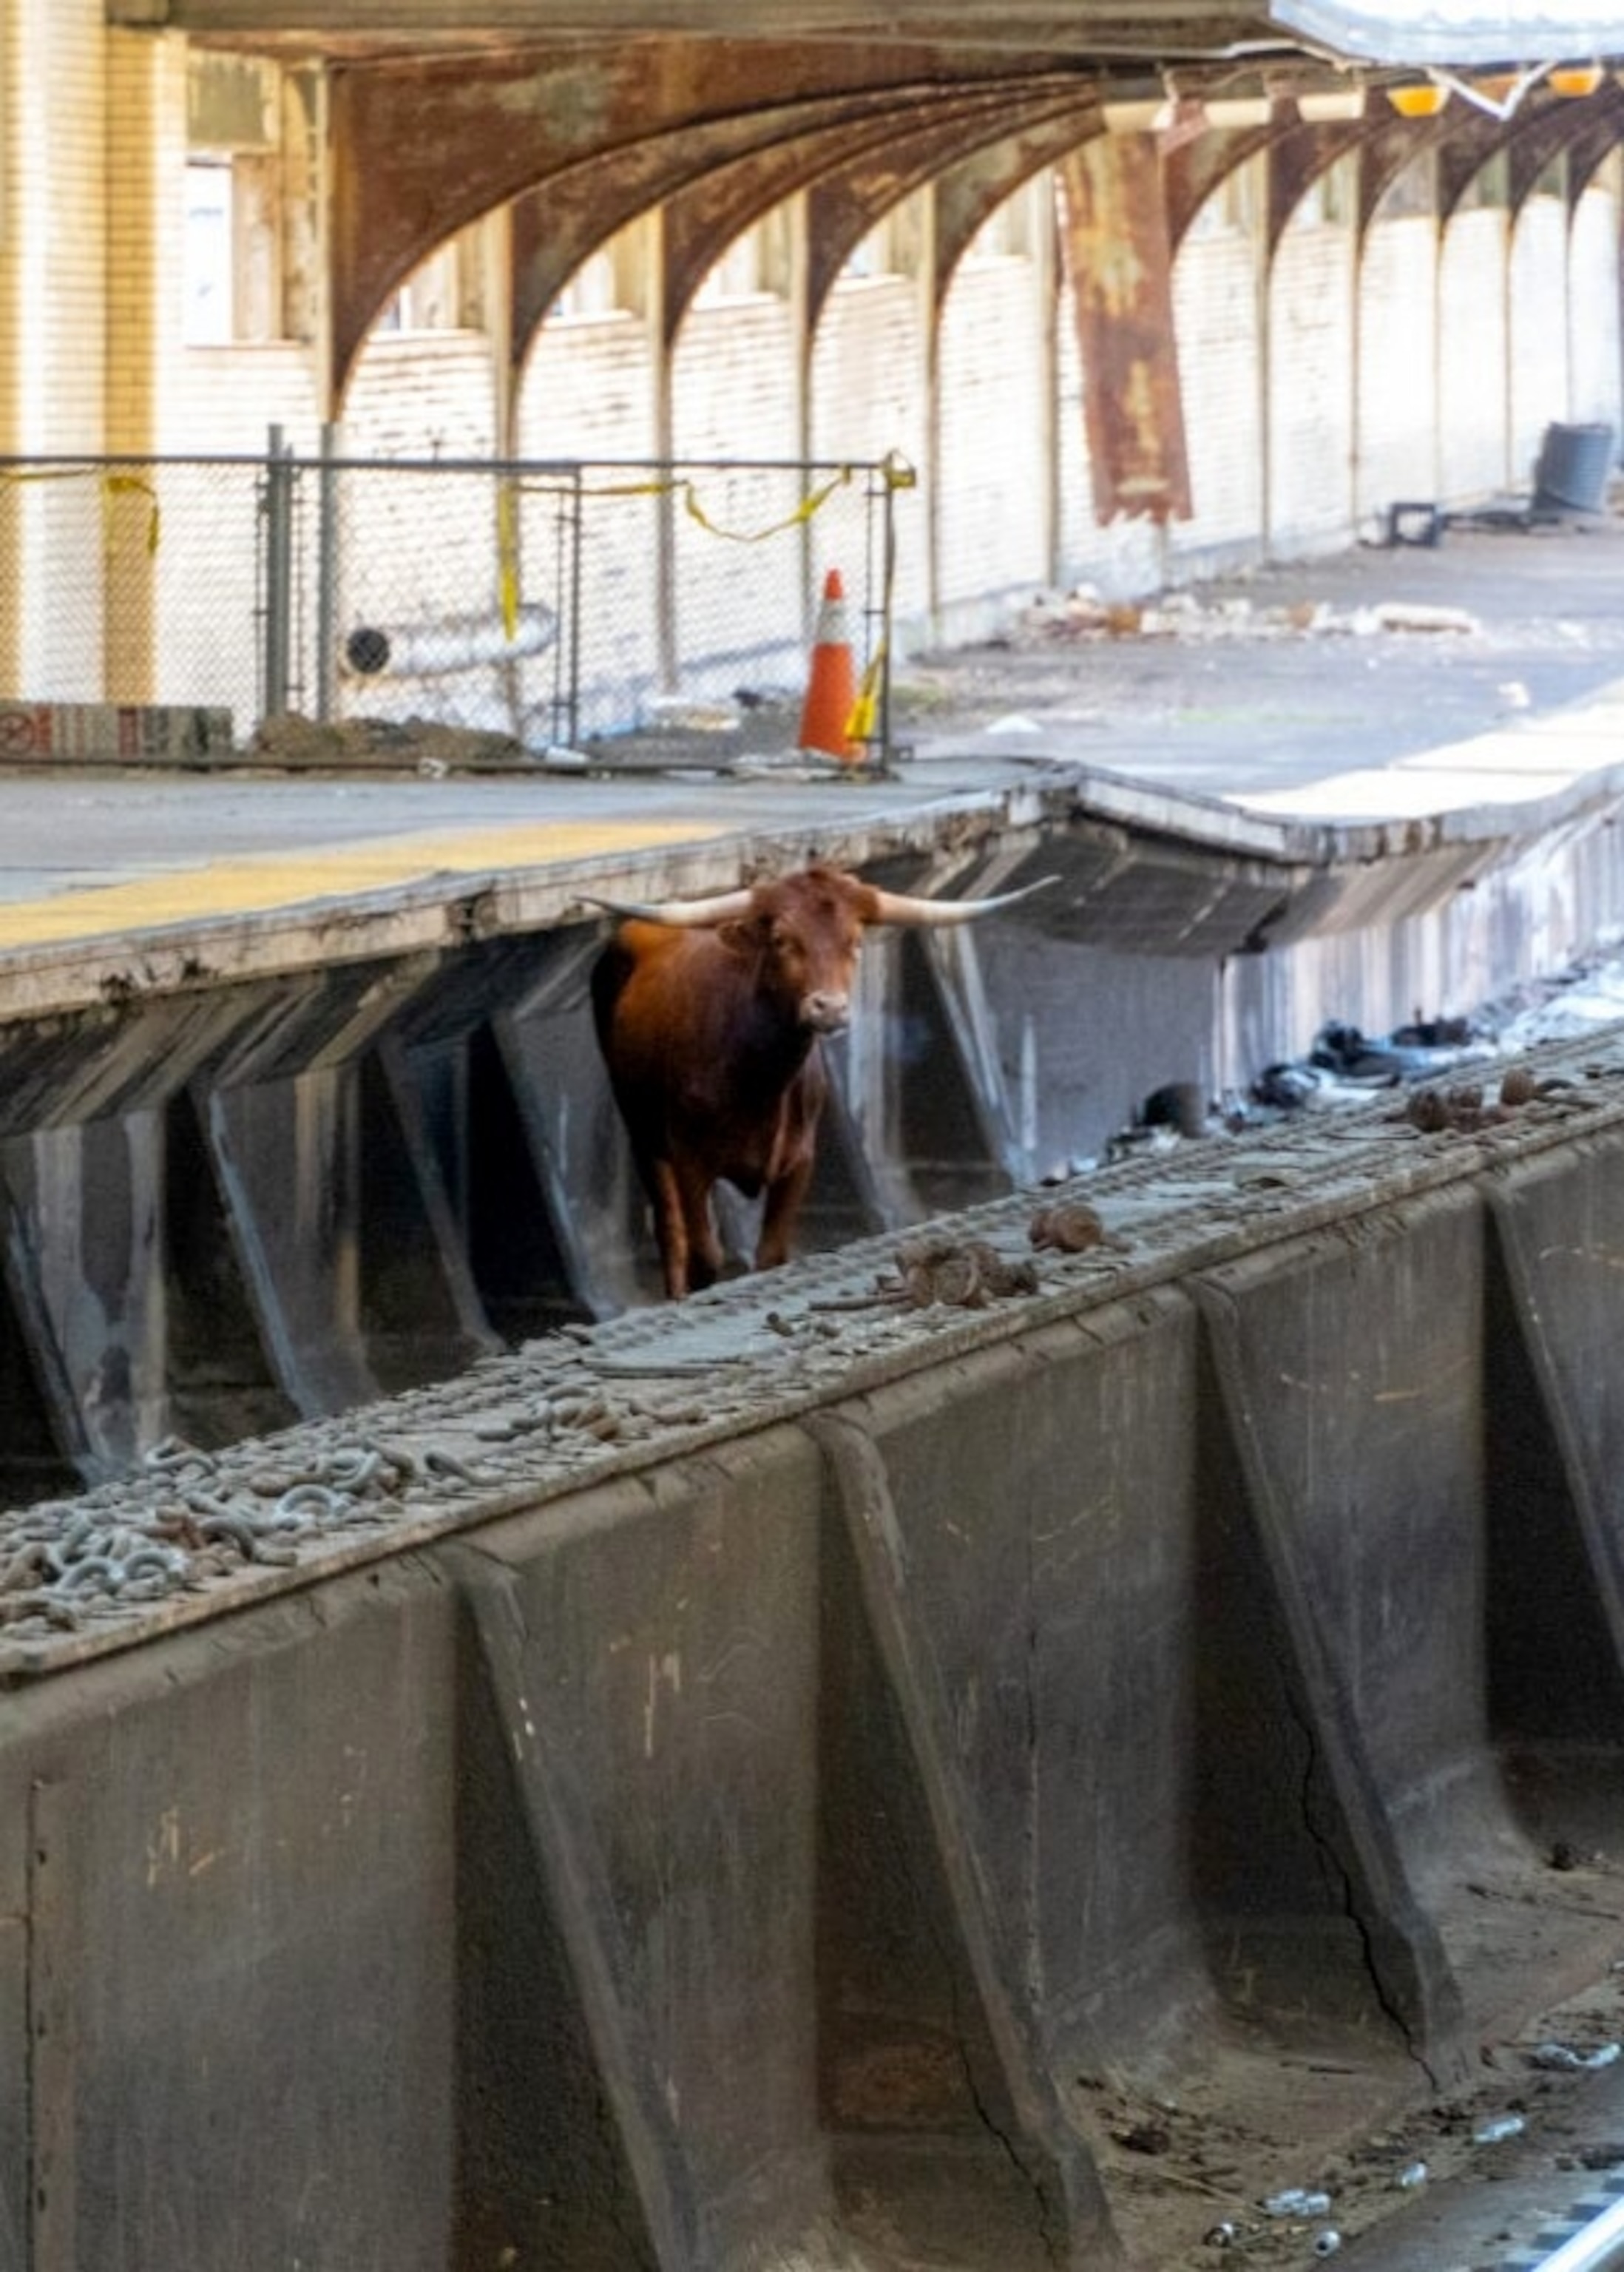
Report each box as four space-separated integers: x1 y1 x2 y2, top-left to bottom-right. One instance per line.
0 467 162 556
495 477 519 643
846 642 887 746
515 456 917 546
104 473 162 558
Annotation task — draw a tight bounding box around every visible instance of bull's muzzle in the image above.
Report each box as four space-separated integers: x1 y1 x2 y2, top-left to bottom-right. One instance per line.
802 991 851 1035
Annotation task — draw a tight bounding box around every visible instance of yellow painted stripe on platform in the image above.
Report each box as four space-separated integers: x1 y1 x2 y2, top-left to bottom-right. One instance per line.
0 818 718 950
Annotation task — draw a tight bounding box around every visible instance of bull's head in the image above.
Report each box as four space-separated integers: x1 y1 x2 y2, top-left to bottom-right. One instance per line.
580 862 1056 1036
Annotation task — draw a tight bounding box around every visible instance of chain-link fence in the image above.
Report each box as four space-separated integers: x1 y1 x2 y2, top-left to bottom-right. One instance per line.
0 443 908 763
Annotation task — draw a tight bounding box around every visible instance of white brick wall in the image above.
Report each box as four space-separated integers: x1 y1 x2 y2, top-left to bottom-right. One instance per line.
673 297 800 460
936 254 1051 622
1569 175 1623 434
1508 189 1571 485
1171 224 1265 567
1268 213 1356 553
343 334 498 461
1438 207 1511 501
519 314 658 459
812 274 932 626
1355 214 1439 524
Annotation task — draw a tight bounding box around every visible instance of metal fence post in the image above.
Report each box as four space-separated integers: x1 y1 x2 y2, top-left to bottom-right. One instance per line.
263 423 294 719
566 467 583 751
315 424 339 723
879 467 896 760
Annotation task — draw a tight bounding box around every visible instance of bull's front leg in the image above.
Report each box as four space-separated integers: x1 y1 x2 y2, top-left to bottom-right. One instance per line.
652 1157 725 1299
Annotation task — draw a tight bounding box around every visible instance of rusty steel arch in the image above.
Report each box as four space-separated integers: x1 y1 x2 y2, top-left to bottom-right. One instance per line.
658 81 1089 349
328 39 1083 389
931 107 1105 301
501 89 931 373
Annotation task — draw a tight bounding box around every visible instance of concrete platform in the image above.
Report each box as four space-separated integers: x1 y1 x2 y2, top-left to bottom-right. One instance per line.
0 521 1620 996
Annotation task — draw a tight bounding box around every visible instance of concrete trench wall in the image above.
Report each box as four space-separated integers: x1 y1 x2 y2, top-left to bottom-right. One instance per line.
8 1095 1624 2268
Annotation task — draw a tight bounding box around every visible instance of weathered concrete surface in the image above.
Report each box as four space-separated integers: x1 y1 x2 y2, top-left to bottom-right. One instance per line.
7 1034 1624 2267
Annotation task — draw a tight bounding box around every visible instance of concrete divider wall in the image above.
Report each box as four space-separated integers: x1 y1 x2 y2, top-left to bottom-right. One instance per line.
8 1121 1624 2266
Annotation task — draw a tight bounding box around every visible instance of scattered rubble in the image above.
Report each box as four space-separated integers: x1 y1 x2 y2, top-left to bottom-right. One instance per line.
250 711 544 773
1003 584 1483 647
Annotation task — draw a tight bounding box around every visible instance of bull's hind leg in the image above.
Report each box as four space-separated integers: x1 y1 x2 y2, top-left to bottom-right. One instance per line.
756 1154 815 1274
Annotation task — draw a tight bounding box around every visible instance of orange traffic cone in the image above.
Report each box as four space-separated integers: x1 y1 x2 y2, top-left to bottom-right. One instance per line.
799 567 861 764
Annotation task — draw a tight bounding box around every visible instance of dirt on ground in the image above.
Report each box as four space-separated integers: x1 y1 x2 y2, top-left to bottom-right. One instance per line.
1067 1852 1624 2271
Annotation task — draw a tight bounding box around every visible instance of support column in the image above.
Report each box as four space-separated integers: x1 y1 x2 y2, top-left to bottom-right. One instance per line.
105 27 189 701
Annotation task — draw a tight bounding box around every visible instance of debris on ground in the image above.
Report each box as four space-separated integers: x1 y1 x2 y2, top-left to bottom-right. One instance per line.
1084 929 1624 1175
249 711 546 773
889 1234 1040 1308
1029 1199 1131 1255
994 584 1483 648
1077 1947 1624 2270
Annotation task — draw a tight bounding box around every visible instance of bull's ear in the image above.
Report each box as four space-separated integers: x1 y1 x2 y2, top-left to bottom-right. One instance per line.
717 916 758 958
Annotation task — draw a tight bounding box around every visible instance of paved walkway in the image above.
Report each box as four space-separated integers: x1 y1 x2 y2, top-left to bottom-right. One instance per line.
0 518 1620 968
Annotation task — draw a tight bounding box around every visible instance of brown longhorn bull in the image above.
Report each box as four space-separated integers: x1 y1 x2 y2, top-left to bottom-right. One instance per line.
586 861 1052 1300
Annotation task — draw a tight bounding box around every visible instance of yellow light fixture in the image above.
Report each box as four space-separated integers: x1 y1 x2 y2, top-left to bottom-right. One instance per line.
1387 81 1450 118
1549 61 1603 97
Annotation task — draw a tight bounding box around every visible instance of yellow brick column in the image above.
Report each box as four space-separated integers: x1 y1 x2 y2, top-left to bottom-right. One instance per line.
104 27 188 699
0 1 109 687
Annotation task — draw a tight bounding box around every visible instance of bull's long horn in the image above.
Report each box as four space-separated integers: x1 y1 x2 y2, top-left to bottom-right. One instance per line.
577 887 757 927
867 873 1059 926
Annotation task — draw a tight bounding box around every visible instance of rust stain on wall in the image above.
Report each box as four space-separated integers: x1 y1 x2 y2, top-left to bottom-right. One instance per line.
1056 135 1193 526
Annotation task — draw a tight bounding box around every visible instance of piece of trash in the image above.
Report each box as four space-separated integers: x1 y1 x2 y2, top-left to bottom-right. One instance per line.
1370 601 1480 635
1473 2114 1526 2144
1262 2188 1333 2218
643 695 740 733
1203 2222 1238 2248
1530 2041 1621 2072
1393 2161 1429 2189
1313 2233 1342 2259
1499 680 1531 709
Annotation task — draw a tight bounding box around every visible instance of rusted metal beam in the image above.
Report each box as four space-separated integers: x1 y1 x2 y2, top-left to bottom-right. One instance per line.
505 89 919 371
1562 86 1624 202
1500 85 1624 216
1434 106 1510 218
330 42 1074 386
802 85 1085 325
1162 115 1277 248
931 101 1102 297
1353 111 1442 234
659 85 1079 345
1264 116 1365 248
1055 133 1194 523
